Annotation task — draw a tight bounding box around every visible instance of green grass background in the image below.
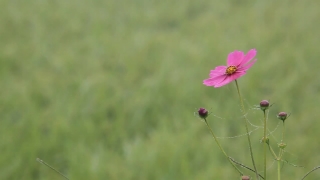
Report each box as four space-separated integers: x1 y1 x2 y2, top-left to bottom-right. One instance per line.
1 0 320 179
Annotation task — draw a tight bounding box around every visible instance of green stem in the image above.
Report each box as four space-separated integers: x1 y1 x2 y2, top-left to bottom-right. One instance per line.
235 80 259 180
278 149 284 161
267 144 277 160
204 119 243 176
268 144 281 180
277 149 283 180
281 121 285 142
277 160 281 180
301 166 320 180
37 158 69 180
230 157 265 179
263 110 267 180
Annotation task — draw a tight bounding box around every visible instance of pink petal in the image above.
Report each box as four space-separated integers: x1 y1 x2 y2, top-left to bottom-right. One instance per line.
213 66 228 71
227 50 244 66
230 71 247 80
209 66 227 77
239 49 257 66
214 71 247 87
238 59 257 71
214 76 233 87
203 74 227 86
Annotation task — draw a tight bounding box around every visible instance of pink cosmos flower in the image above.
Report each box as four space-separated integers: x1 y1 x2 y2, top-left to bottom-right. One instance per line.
203 49 257 88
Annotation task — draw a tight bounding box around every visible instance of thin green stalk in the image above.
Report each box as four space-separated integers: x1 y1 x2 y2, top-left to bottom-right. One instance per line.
235 80 259 180
277 160 281 180
229 157 265 179
204 119 243 176
37 158 69 180
278 149 284 161
268 144 281 180
301 166 320 180
263 110 267 180
277 148 284 180
267 144 277 160
281 121 285 142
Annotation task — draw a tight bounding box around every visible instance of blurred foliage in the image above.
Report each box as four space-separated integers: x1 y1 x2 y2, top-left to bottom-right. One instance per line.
0 0 320 179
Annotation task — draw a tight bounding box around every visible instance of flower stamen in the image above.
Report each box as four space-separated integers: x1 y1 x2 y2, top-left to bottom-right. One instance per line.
225 66 237 75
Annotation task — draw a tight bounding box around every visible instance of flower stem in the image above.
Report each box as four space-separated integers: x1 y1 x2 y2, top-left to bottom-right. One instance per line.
277 160 281 180
267 144 277 159
204 119 243 176
263 110 267 180
234 80 260 180
281 121 285 142
268 144 281 180
37 158 69 180
278 149 284 162
301 166 320 180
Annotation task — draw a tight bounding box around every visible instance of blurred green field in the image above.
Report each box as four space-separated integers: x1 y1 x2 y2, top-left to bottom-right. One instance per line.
1 0 320 179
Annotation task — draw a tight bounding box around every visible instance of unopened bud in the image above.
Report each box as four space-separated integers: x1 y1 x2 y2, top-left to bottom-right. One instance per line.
259 100 270 111
278 142 287 149
260 137 269 145
277 112 288 121
241 176 250 180
198 108 208 119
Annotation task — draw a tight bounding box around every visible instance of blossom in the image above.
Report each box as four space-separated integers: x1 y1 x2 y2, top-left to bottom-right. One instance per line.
203 49 257 88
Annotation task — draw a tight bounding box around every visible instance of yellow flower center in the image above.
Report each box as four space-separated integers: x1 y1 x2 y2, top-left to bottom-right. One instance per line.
225 66 237 75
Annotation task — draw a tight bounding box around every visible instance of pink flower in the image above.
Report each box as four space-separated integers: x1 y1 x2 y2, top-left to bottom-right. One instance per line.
203 49 257 88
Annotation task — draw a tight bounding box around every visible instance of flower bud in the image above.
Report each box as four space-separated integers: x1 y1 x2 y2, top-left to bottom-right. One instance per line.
260 137 269 145
198 108 208 119
278 142 287 149
259 100 269 111
241 176 250 180
277 112 288 121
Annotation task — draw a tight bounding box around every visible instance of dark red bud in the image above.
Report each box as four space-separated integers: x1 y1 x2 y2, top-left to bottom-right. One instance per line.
277 112 288 121
198 108 208 119
259 100 269 111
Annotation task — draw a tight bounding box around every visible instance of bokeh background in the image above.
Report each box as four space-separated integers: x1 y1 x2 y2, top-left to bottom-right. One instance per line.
1 0 320 179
